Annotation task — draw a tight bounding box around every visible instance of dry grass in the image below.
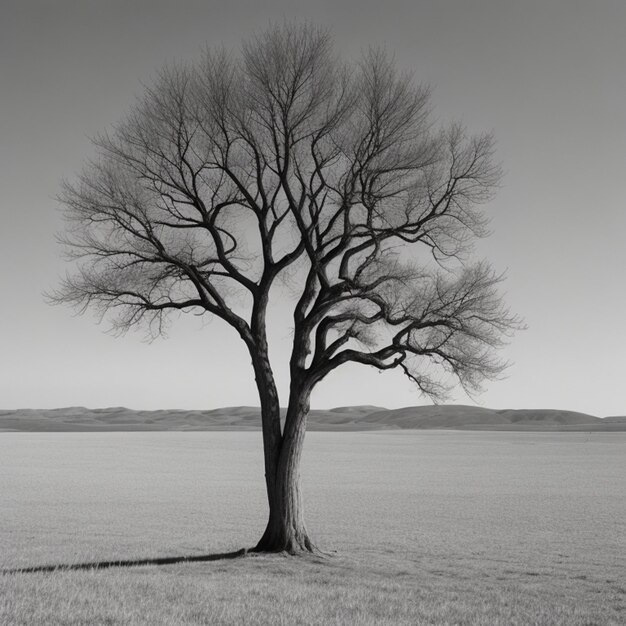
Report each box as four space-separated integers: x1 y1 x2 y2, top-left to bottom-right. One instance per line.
2 551 624 625
1 430 624 624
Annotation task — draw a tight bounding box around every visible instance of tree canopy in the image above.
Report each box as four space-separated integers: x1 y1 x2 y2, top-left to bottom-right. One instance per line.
52 23 521 552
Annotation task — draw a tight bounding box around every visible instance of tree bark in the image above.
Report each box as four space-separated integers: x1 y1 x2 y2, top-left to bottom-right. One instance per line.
254 380 316 554
250 349 282 522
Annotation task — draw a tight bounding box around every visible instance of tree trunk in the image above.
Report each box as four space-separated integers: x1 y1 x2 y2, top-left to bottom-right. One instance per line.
254 382 316 554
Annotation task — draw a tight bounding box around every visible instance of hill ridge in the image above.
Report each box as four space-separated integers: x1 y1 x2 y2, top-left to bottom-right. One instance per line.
0 405 624 432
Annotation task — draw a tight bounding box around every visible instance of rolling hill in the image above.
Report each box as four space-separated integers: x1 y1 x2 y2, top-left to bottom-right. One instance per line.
0 405 624 432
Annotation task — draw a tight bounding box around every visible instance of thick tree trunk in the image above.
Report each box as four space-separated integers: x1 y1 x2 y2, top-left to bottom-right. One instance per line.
251 349 282 526
254 383 316 554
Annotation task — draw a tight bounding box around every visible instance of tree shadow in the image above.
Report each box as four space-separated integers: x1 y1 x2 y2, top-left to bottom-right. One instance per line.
1 548 248 574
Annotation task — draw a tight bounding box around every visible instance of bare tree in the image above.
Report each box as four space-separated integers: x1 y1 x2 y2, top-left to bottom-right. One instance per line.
51 24 521 553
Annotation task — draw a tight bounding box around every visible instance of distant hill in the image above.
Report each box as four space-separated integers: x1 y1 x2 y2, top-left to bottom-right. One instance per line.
359 406 624 431
603 415 626 423
0 405 624 432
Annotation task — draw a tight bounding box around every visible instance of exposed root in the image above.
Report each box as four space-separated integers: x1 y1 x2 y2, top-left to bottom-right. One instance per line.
251 532 325 557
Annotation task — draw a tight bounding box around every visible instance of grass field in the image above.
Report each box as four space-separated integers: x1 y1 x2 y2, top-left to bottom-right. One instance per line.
1 430 624 625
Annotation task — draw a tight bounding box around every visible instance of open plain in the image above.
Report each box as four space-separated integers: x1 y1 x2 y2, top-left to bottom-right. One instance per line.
1 429 624 625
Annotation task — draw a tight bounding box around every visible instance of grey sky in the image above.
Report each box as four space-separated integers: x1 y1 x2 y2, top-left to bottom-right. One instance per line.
1 1 624 415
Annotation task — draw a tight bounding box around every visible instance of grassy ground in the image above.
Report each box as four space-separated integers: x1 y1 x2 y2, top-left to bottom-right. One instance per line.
1 431 624 624
2 550 624 625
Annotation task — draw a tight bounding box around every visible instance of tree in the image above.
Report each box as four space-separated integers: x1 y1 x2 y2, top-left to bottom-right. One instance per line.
51 24 520 554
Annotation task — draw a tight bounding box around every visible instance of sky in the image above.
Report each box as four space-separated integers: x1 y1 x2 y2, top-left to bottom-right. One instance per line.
1 0 624 415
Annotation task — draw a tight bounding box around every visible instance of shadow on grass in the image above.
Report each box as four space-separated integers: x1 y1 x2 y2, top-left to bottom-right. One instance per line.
1 548 248 574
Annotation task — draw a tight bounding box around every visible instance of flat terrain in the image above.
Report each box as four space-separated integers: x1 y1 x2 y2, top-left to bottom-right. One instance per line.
1 430 624 624
1 404 625 431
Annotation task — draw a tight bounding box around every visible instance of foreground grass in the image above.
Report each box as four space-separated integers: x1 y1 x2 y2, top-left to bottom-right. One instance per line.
1 431 624 624
2 549 624 625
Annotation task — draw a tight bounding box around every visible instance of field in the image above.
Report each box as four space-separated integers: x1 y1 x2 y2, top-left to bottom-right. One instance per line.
1 430 625 625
